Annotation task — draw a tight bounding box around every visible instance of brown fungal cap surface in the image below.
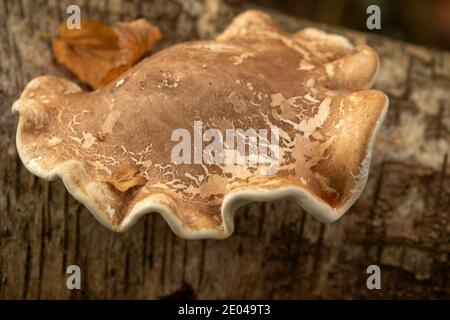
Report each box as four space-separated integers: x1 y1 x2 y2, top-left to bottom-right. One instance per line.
13 10 388 239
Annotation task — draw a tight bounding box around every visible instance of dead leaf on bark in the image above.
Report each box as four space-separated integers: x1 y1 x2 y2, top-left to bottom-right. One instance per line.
53 19 161 89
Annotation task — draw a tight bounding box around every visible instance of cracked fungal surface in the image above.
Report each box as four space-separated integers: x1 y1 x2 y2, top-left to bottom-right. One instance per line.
13 10 388 239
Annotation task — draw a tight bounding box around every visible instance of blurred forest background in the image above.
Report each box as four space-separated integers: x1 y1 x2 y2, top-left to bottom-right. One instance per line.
228 0 450 51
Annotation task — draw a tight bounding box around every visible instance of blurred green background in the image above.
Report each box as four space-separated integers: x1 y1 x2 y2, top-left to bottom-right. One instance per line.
227 0 450 50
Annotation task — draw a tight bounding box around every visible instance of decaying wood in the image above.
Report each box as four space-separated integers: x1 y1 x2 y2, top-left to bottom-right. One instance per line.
0 0 449 299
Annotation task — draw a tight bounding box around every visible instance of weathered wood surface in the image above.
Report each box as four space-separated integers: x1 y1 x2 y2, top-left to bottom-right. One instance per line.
0 0 449 299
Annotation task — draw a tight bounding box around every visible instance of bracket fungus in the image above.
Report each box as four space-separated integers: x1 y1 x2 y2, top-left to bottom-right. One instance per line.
13 10 388 239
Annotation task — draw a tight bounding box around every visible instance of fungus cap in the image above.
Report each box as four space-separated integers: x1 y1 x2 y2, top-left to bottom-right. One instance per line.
13 10 388 239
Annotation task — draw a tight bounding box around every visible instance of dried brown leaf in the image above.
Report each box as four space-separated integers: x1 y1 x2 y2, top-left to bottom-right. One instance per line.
104 165 147 192
53 19 161 89
114 19 162 65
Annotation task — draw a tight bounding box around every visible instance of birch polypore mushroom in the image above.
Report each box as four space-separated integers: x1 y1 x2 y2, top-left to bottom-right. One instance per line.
13 10 388 239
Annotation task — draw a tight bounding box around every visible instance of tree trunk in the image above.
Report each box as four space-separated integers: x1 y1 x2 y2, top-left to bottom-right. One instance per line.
0 0 449 299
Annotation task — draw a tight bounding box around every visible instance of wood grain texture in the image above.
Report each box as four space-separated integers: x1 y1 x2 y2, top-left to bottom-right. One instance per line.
0 0 449 299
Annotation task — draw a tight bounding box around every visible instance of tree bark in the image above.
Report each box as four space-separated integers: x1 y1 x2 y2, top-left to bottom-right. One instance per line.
0 0 449 299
